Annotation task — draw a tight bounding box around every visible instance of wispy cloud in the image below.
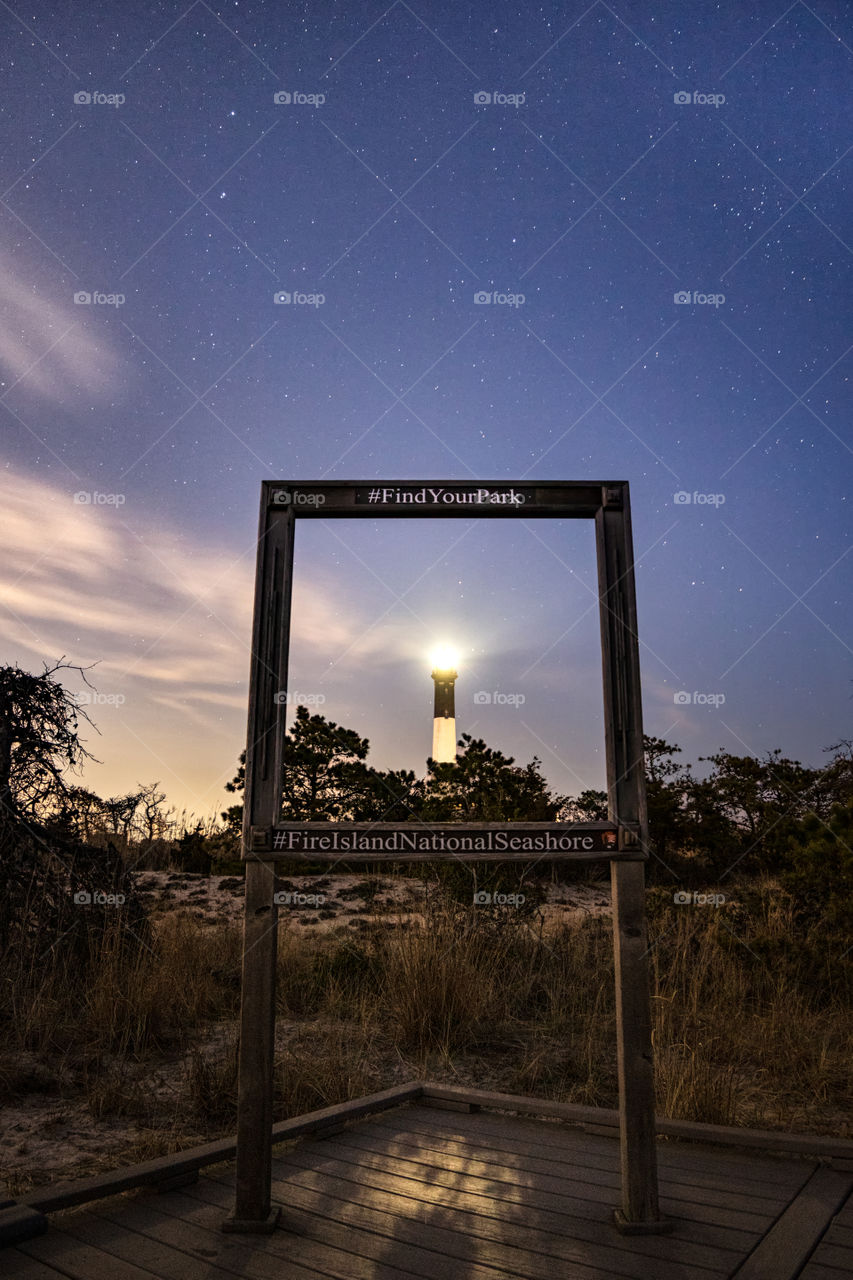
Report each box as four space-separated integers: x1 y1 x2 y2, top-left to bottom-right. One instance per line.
0 255 122 404
0 464 360 695
0 465 361 809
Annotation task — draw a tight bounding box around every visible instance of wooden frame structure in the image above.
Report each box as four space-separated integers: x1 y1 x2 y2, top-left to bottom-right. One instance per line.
227 480 669 1234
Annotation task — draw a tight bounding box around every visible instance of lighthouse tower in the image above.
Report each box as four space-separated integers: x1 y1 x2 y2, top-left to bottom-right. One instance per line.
431 661 458 763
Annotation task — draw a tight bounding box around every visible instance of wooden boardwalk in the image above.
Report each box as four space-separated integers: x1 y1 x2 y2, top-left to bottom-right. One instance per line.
3 1099 852 1279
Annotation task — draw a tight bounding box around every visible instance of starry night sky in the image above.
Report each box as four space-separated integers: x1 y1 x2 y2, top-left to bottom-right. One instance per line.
1 1 851 815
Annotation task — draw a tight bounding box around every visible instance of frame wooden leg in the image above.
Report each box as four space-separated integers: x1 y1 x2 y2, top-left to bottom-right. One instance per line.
611 858 671 1232
223 858 280 1232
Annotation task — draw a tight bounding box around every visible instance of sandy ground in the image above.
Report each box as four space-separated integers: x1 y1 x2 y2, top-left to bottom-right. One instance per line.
1 872 611 1194
130 868 612 932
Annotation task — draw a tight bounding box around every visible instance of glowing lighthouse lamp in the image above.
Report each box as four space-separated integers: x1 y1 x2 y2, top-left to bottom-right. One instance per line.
430 645 459 763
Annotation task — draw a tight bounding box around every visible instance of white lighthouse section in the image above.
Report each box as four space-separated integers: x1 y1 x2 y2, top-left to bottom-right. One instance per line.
432 713 457 763
430 659 458 764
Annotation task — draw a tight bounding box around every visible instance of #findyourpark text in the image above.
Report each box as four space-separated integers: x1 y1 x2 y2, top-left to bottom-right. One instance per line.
361 486 526 506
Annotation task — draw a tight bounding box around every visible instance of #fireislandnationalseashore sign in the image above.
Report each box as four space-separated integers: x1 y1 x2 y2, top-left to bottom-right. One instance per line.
253 821 640 860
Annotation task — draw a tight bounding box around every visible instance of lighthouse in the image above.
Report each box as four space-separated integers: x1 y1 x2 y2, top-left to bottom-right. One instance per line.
430 649 458 763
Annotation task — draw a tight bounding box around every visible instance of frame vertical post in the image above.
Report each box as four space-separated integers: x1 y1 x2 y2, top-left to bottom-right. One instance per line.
596 486 669 1232
224 495 295 1232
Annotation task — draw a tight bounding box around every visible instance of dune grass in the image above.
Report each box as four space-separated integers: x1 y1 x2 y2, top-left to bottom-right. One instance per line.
1 876 849 1192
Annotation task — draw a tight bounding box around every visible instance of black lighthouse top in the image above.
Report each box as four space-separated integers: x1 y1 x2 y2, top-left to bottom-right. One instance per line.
431 669 457 719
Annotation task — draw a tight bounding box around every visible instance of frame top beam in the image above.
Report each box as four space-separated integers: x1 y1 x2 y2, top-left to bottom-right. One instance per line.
263 480 627 518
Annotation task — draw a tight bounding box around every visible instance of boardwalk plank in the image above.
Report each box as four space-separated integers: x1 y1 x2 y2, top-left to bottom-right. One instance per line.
799 1266 853 1280
329 1122 794 1215
16 1227 164 1279
163 1181 667 1280
340 1124 788 1218
167 1184 555 1280
216 1156 750 1267
399 1107 807 1188
45 1208 270 1280
822 1222 853 1246
265 1149 760 1256
265 1174 726 1280
67 1196 425 1280
0 1252 70 1278
416 1090 853 1162
801 1188 853 1280
372 1114 807 1203
397 1113 806 1203
810 1243 853 1269
834 1196 853 1224
278 1132 782 1233
410 1104 807 1170
240 1162 754 1261
731 1168 853 1280
190 1167 734 1279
